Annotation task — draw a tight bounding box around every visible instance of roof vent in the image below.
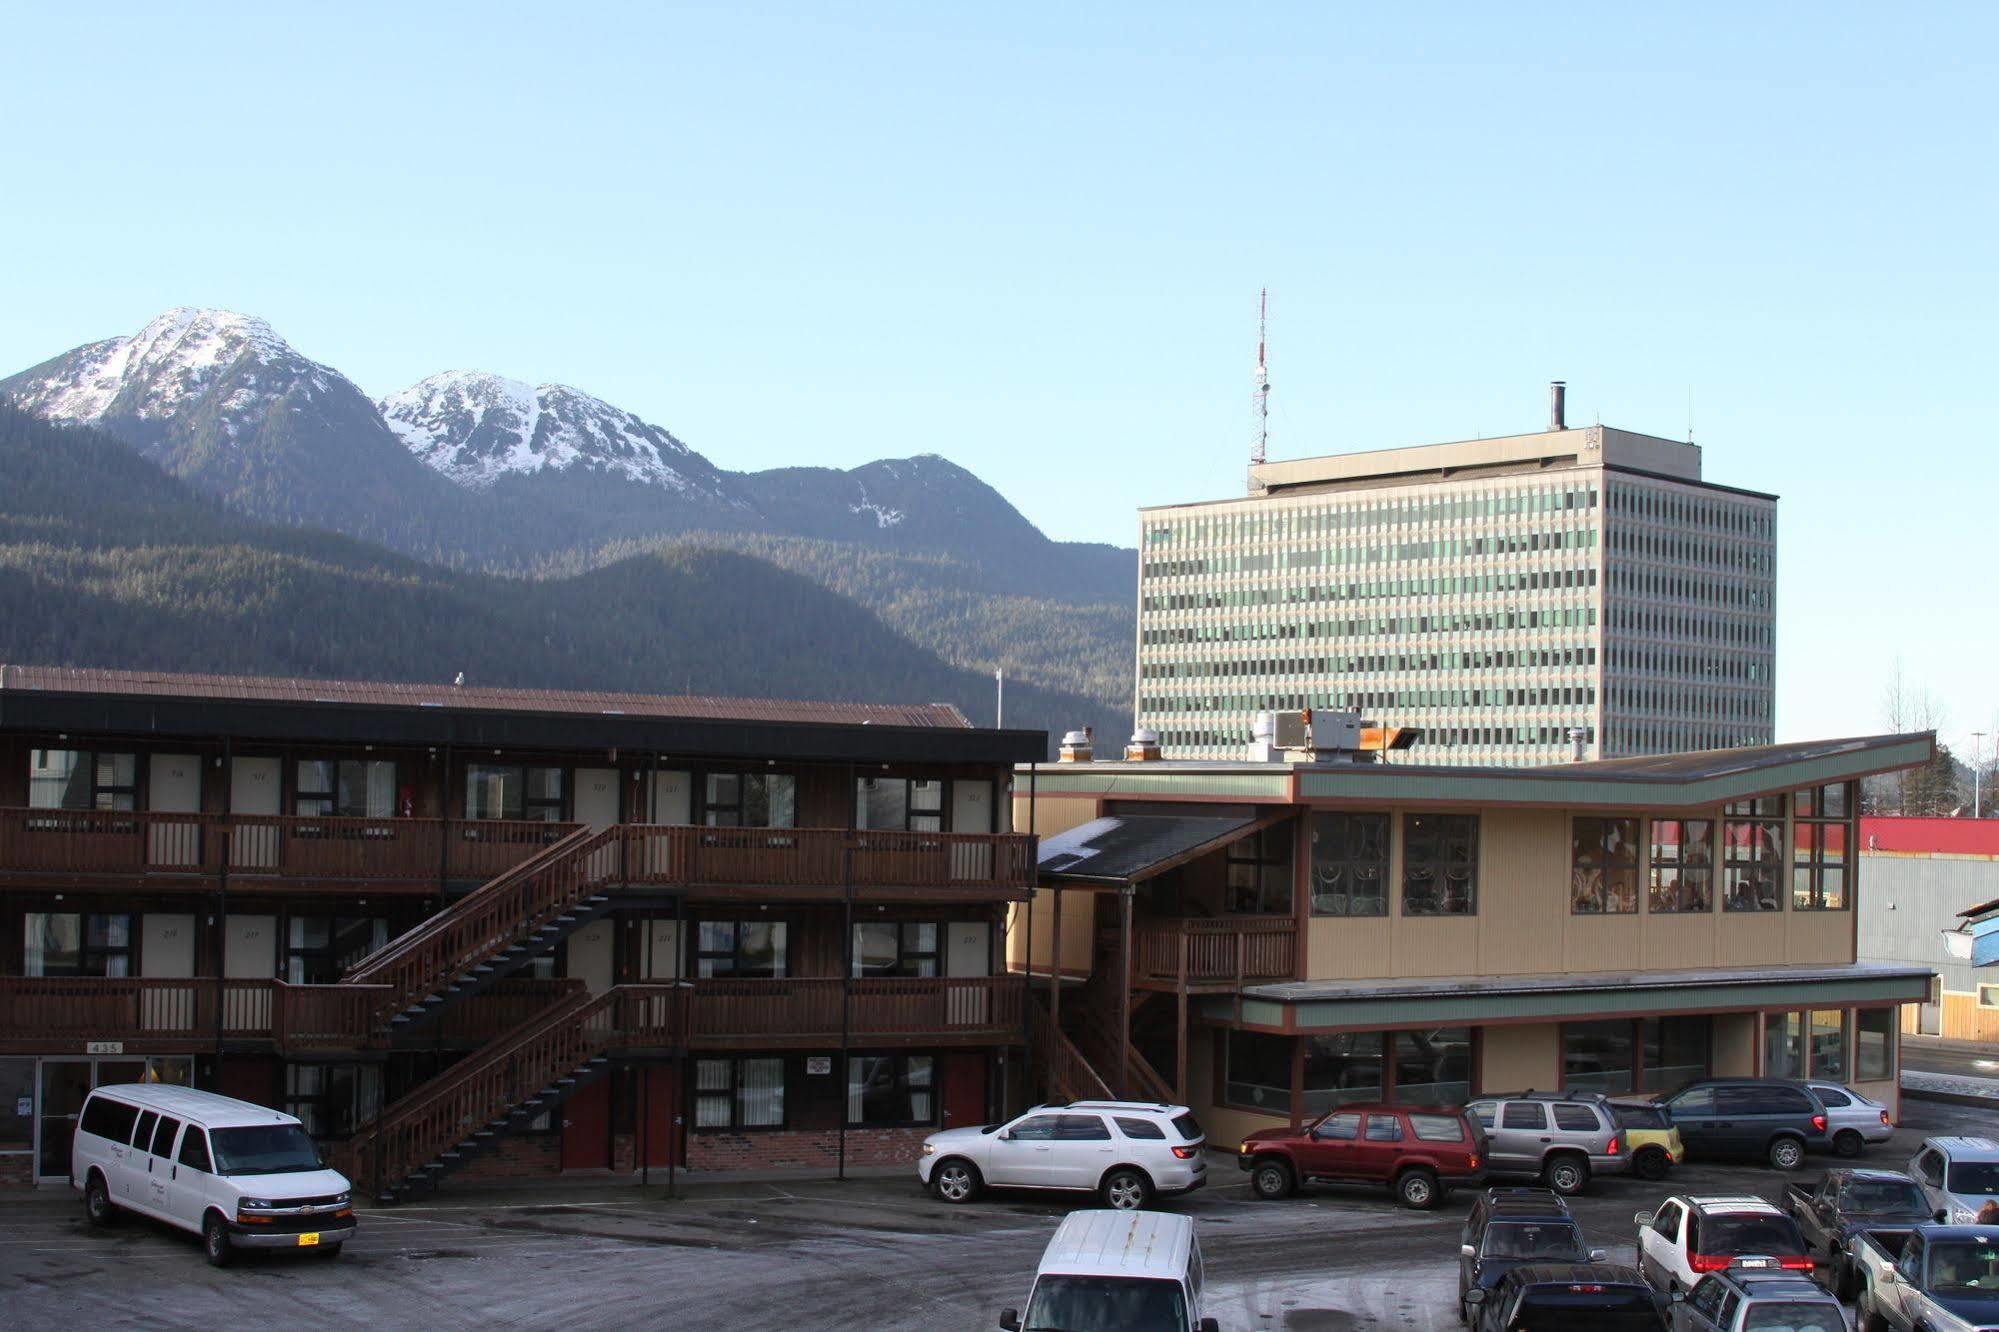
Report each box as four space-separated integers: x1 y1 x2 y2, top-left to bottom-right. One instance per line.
1568 727 1589 762
1058 727 1095 764
1124 728 1162 762
1550 380 1567 431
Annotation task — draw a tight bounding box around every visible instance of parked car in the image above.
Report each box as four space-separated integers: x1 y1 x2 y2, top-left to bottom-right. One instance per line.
1610 1098 1686 1182
1907 1135 1999 1224
1850 1223 1999 1332
1465 1262 1670 1331
1459 1188 1605 1324
1783 1168 1936 1299
1634 1195 1814 1295
1654 1079 1830 1170
1463 1090 1630 1195
1803 1080 1894 1158
71 1083 355 1266
999 1209 1219 1332
920 1100 1206 1211
1237 1102 1484 1210
1667 1257 1845 1331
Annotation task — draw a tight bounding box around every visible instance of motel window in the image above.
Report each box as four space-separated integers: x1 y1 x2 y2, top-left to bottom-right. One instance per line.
284 1063 382 1140
24 913 132 977
285 916 389 984
1723 797 1784 912
1855 1009 1893 1081
0 1058 33 1152
1571 817 1639 914
466 764 566 821
1309 811 1389 917
847 1054 935 1127
854 778 943 832
1394 1028 1470 1105
1649 819 1714 913
1792 783 1853 911
1402 814 1477 916
694 1057 785 1129
853 922 939 978
1302 1031 1383 1113
29 749 138 811
703 772 796 828
295 758 395 818
1225 1030 1296 1112
1226 824 1294 915
695 921 788 978
1982 986 1999 1011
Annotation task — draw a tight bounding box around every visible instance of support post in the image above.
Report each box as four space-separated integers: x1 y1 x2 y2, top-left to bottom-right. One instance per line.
670 890 684 1201
838 765 854 1182
1050 883 1063 1034
215 735 232 1082
1119 885 1134 1101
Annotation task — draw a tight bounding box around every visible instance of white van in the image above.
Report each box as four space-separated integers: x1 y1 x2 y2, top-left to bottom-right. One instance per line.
71 1083 355 1266
1000 1209 1220 1332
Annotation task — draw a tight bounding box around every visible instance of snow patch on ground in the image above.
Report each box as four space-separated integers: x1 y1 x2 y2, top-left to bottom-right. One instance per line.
848 484 905 528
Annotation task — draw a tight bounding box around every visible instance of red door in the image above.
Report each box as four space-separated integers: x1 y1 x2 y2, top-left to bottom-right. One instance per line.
638 1066 681 1168
941 1052 988 1129
1357 1112 1405 1182
561 1077 613 1170
1298 1110 1363 1178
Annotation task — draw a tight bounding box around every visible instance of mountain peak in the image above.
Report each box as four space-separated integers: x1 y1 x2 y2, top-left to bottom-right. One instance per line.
8 306 319 424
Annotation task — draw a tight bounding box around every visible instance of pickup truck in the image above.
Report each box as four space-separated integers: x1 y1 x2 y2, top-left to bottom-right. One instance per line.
1851 1224 1999 1332
1784 1169 1938 1299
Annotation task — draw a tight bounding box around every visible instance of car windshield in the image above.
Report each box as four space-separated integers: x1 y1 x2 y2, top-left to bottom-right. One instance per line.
1703 1216 1807 1255
1843 1178 1929 1214
1482 1222 1587 1261
1022 1275 1187 1332
1946 1162 1999 1196
1171 1113 1202 1142
1741 1304 1846 1332
209 1124 322 1176
1925 1239 1999 1293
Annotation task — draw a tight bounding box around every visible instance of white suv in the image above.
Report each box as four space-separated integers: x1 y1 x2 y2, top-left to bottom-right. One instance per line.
919 1100 1207 1210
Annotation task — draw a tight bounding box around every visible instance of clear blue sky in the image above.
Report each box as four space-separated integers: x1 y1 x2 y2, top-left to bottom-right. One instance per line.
2 4 1994 760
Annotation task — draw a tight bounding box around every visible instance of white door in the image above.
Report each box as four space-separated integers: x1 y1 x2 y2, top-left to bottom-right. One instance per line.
986 1111 1067 1187
566 921 615 995
950 780 994 881
945 921 990 1027
650 770 692 824
224 915 276 1035
141 914 198 1035
147 754 202 866
574 767 621 830
645 920 682 979
230 756 282 869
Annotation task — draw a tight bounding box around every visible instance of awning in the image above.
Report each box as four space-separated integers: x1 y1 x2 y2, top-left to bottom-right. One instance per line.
1036 811 1282 886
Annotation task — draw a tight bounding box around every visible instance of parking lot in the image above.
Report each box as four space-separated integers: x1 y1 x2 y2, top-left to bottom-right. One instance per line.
4 1099 1995 1330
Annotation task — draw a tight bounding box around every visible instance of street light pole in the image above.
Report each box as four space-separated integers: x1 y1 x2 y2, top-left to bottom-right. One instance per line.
1975 731 1988 820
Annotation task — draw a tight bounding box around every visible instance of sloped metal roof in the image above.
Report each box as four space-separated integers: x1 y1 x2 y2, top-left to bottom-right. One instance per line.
1037 812 1261 883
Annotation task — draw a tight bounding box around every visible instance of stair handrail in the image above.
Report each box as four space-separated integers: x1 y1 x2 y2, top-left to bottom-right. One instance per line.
1029 994 1113 1103
359 981 595 1130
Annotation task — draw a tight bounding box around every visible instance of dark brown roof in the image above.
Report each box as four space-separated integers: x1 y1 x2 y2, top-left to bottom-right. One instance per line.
0 665 972 730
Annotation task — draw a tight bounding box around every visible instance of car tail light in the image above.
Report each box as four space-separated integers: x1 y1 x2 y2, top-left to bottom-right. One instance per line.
1880 1111 1892 1127
1811 1114 1827 1133
1468 1153 1479 1169
1607 1135 1621 1155
1778 1256 1814 1271
1565 1284 1606 1293
1171 1145 1198 1160
1689 1254 1731 1274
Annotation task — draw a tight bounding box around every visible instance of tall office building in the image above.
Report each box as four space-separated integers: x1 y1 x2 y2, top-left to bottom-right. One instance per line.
1135 393 1776 763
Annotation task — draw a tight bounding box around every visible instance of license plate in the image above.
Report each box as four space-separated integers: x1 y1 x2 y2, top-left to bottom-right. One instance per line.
297 1232 319 1247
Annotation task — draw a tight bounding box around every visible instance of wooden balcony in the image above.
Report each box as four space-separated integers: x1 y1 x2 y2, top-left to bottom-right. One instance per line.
1132 916 1297 991
620 825 1037 897
670 975 1027 1048
0 976 393 1053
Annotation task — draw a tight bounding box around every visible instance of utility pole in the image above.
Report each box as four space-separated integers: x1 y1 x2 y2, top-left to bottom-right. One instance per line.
1975 731 1988 819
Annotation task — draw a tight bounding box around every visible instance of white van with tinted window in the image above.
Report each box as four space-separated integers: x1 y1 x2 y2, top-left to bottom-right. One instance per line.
72 1083 355 1265
999 1209 1220 1332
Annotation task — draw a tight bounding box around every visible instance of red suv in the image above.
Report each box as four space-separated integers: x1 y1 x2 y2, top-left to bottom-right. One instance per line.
1237 1103 1486 1210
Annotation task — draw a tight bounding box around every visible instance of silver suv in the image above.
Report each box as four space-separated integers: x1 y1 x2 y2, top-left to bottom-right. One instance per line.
917 1100 1207 1210
1465 1090 1630 1195
1909 1135 1999 1224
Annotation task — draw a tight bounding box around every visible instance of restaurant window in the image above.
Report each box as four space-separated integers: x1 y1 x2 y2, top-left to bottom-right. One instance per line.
1723 797 1784 912
29 749 138 810
284 1063 382 1139
693 1057 785 1129
1792 783 1851 911
1309 811 1389 917
1809 1009 1848 1080
1394 1028 1470 1105
695 920 787 978
285 916 389 984
1764 1010 1803 1077
704 772 796 828
853 922 938 977
1648 819 1714 913
1225 1030 1295 1112
1226 824 1294 915
847 1054 935 1126
295 759 396 818
1641 1016 1710 1089
1563 1019 1634 1093
1571 817 1639 914
466 764 566 821
24 913 132 977
1855 1008 1893 1081
855 778 943 832
1402 814 1477 916
1302 1031 1383 1113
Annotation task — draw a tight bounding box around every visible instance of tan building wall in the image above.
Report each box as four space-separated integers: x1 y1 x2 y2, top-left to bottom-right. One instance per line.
1713 1012 1759 1075
1480 1024 1560 1093
1004 793 1101 976
1186 1035 1289 1142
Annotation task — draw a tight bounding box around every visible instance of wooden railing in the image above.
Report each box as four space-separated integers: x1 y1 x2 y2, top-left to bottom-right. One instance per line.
0 977 393 1051
620 825 1035 892
438 978 587 1045
1029 995 1114 1103
1066 1003 1176 1105
1133 916 1297 986
680 975 1025 1041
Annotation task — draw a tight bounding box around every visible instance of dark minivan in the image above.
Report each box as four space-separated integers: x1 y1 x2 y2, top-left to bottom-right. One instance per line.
1467 1263 1669 1330
1656 1079 1829 1170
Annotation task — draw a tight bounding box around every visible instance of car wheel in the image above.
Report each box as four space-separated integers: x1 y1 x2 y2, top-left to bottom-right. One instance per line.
1100 1167 1153 1211
1767 1136 1805 1171
203 1213 234 1268
1250 1159 1295 1200
1395 1167 1440 1210
1541 1154 1588 1196
1833 1129 1865 1158
1632 1147 1670 1181
1856 1287 1889 1332
84 1172 117 1228
930 1159 981 1204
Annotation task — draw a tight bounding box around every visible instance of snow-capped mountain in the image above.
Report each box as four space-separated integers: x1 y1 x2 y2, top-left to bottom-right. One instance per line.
381 371 725 496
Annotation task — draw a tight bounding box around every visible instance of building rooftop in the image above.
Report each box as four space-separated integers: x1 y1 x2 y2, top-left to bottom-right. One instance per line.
1862 815 1999 859
1243 961 1935 1007
1037 811 1265 883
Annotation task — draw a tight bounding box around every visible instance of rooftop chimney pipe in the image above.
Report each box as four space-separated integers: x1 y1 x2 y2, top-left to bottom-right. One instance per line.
1550 381 1567 431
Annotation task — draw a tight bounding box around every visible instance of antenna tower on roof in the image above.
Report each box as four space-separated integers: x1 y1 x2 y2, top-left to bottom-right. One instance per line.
1249 287 1269 491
